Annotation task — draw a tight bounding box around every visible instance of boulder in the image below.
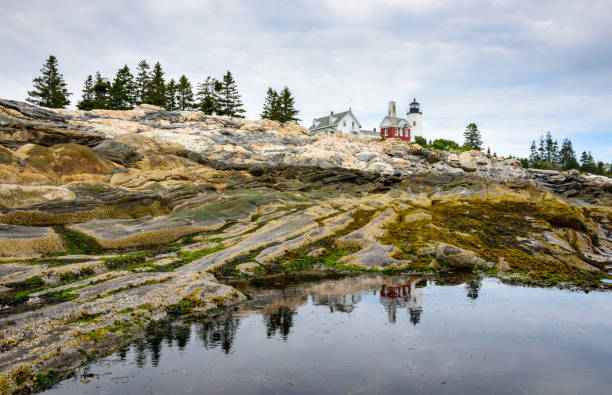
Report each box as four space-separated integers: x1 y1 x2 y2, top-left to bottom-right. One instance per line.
93 140 143 166
458 152 477 171
435 242 481 269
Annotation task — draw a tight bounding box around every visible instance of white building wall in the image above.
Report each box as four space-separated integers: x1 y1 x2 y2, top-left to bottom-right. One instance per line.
336 113 360 134
406 112 423 139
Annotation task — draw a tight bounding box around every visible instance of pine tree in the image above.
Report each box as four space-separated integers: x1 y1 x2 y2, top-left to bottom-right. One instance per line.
146 62 166 107
580 151 596 173
26 55 71 108
77 75 96 111
544 131 555 163
529 140 540 167
596 161 605 175
463 123 483 151
135 60 150 105
108 65 135 110
538 135 545 163
278 86 300 123
196 77 218 115
92 72 111 109
551 140 560 166
176 75 195 111
261 87 279 120
217 71 245 117
558 139 579 170
165 79 178 111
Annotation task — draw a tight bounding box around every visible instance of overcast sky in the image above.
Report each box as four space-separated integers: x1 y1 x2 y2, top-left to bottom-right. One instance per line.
1 0 611 160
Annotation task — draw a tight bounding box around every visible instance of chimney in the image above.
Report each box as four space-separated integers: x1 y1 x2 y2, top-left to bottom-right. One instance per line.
388 101 396 117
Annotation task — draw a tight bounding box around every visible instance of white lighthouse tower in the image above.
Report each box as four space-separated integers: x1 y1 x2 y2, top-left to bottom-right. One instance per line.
406 98 423 139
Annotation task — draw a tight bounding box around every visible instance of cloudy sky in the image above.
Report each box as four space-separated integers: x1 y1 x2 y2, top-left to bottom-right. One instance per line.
1 0 611 159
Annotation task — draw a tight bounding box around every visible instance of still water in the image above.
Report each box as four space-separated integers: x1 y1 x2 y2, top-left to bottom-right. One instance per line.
46 272 612 394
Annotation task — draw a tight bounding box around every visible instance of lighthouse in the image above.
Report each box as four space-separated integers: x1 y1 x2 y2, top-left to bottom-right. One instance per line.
406 98 423 138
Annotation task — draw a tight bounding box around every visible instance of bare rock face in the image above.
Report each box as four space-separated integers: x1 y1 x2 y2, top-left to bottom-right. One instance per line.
92 140 143 166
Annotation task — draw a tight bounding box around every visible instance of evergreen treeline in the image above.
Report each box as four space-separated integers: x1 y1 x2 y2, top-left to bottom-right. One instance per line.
27 55 300 122
74 60 247 116
260 87 300 123
520 132 610 176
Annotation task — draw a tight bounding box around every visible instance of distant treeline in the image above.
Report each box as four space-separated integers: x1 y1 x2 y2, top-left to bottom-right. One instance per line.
518 132 610 176
25 55 299 122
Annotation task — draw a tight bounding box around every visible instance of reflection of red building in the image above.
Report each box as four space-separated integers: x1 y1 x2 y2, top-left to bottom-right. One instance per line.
380 284 411 298
379 282 423 324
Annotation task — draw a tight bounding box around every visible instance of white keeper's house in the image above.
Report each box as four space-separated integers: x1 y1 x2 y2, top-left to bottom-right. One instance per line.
308 109 379 137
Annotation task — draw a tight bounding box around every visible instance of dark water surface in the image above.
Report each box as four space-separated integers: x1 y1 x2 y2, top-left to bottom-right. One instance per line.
45 272 612 394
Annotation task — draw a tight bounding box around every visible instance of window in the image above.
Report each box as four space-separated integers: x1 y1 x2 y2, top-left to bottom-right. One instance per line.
413 121 416 126
352 121 354 129
343 120 346 127
384 128 388 136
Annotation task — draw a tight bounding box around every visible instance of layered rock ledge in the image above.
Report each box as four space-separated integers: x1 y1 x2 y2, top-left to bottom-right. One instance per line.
0 99 611 392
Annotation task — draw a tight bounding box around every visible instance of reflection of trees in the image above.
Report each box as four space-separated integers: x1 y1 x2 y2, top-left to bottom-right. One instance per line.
196 314 241 354
409 307 422 325
264 306 296 341
466 279 481 299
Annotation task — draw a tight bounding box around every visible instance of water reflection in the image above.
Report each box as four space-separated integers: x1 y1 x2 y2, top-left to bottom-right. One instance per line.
379 283 423 324
196 314 240 354
45 273 612 395
264 306 296 341
466 279 482 299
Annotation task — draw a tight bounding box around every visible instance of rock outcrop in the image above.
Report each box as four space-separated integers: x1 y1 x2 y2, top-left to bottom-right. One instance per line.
0 99 610 392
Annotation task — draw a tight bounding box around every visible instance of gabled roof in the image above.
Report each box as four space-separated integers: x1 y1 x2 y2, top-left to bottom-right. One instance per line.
380 116 409 128
310 110 362 131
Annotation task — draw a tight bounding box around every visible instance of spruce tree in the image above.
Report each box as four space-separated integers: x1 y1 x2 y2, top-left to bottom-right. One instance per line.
77 75 96 111
529 140 540 167
176 75 195 111
166 79 178 111
278 86 300 123
26 55 71 108
108 65 135 110
196 77 218 115
217 71 245 117
544 131 555 163
580 151 596 173
463 123 482 151
92 72 111 109
135 60 150 105
559 139 579 170
147 62 166 107
261 87 279 120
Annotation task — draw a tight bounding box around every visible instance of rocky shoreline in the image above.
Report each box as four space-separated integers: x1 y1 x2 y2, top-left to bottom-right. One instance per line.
1 99 611 393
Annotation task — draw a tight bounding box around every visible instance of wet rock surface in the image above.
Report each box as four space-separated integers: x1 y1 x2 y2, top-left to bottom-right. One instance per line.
0 100 611 392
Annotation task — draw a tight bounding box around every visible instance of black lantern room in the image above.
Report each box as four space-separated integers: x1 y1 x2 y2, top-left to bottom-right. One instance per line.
409 98 421 114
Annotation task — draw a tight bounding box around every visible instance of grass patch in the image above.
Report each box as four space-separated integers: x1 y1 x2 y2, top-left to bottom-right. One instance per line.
39 289 79 304
5 276 44 290
107 320 132 333
32 370 59 392
81 185 108 194
53 225 103 255
66 311 104 323
104 252 152 270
